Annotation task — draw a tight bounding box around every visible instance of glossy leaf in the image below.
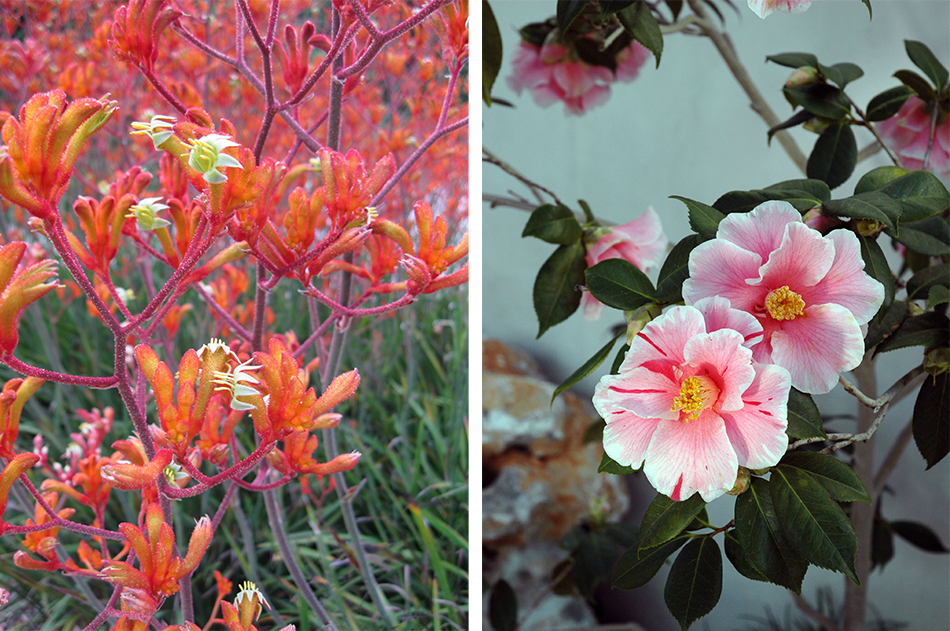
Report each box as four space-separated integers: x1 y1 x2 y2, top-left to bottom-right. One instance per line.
871 509 894 571
483 1 503 107
912 373 949 470
858 235 894 316
655 234 700 304
807 124 857 190
819 62 864 90
714 180 829 215
611 343 629 374
671 195 724 239
779 452 870 503
928 285 950 309
824 192 900 234
600 0 638 17
768 110 815 143
554 330 625 401
557 0 591 32
734 478 809 593
583 419 605 445
770 467 860 584
866 85 914 122
488 579 517 631
617 1 662 67
598 451 638 475
522 204 583 244
905 40 949 90
723 531 768 583
786 387 827 440
785 84 852 120
907 264 950 301
639 492 706 550
891 216 950 256
614 534 688 590
664 537 722 631
873 170 950 223
876 311 950 354
893 69 938 101
854 165 910 194
573 530 624 598
533 242 586 337
586 258 656 311
766 52 818 69
891 520 950 553
864 300 908 352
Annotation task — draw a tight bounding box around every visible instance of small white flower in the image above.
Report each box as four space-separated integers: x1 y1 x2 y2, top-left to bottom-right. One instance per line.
130 115 176 150
186 133 243 184
163 457 189 485
234 580 270 620
213 359 263 411
127 197 171 231
115 287 135 304
197 337 238 361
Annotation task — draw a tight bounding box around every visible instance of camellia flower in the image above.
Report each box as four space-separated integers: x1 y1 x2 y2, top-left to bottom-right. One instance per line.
583 207 667 320
683 201 884 394
594 299 791 502
747 0 813 20
877 95 950 182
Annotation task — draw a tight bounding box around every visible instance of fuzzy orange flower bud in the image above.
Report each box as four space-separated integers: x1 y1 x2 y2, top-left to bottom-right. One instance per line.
109 0 183 72
0 376 43 459
0 242 60 354
100 449 174 491
0 452 39 531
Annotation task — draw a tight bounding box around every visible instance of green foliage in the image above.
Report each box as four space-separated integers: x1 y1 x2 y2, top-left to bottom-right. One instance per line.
785 387 827 440
671 195 725 239
483 1 503 107
865 85 913 121
585 258 656 311
533 242 587 337
614 533 689 589
554 329 625 401
488 579 517 631
522 204 583 244
655 235 700 304
599 450 638 475
778 452 871 503
617 1 663 67
913 372 949 469
638 492 706 551
806 123 857 189
664 537 722 631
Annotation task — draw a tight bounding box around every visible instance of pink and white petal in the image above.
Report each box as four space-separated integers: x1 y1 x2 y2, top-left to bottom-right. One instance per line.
586 231 626 265
717 202 802 261
630 305 707 366
601 411 662 470
643 414 738 502
553 61 599 98
579 84 612 112
721 363 791 470
683 239 765 312
770 303 865 394
581 291 605 321
600 365 681 421
692 296 764 348
747 0 813 19
612 207 668 271
802 229 884 325
683 328 755 412
755 221 835 289
531 83 566 109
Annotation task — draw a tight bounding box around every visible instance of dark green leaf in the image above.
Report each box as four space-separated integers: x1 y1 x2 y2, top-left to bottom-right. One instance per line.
671 195 725 239
605 522 639 550
613 533 688 590
858 235 894 316
907 264 950 301
766 52 818 69
666 0 683 21
534 242 587 337
734 478 809 593
578 199 595 223
599 451 638 475
861 0 871 19
723 531 768 582
764 178 832 203
583 418 605 445
639 492 706 550
891 216 950 256
586 258 656 311
714 180 829 215
821 62 864 89
871 511 894 571
655 234 700 304
929 285 950 309
893 69 938 101
488 579 517 631
864 300 908 352
876 311 950 354
770 467 860 584
891 519 950 552
912 372 949 470
611 343 629 374
557 0 592 32
866 85 914 122
779 451 870 502
785 84 852 120
522 204 583 244
483 1 503 107
550 558 576 595
573 530 623 598
807 124 857 190
617 1 662 67
664 538 722 631
874 170 950 223
905 40 949 91
854 165 911 194
786 387 827 440
823 191 901 233
768 109 814 143
600 0 638 18
685 507 709 531
554 330 625 400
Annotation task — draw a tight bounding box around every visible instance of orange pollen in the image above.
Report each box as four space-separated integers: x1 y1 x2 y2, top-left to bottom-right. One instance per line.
765 285 806 321
671 376 719 421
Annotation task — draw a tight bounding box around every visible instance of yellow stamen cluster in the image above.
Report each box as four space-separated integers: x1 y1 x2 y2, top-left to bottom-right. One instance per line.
671 377 706 421
765 285 806 321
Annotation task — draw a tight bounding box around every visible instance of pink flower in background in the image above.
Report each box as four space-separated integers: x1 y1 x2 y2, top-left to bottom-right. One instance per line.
594 299 790 502
877 96 950 183
507 40 650 115
747 0 813 19
583 207 667 320
683 202 884 394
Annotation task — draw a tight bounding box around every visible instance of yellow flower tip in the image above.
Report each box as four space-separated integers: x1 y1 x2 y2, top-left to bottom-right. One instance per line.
765 285 806 321
235 580 269 621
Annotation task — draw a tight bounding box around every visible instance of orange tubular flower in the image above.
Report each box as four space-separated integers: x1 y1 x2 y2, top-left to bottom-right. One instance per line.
0 242 61 355
276 21 318 96
65 193 139 276
0 90 117 216
319 147 395 230
268 428 360 478
0 453 39 534
247 339 359 442
408 201 469 295
13 491 74 573
109 0 183 72
41 453 113 519
0 376 43 459
432 0 469 67
100 448 174 491
100 503 212 617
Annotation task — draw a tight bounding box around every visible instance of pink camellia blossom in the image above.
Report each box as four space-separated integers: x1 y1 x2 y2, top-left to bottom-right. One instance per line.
583 207 667 320
615 40 651 83
877 96 950 183
747 0 813 19
594 298 791 502
683 201 884 394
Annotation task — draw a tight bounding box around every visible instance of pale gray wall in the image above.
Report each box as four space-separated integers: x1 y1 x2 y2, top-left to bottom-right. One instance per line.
483 0 950 629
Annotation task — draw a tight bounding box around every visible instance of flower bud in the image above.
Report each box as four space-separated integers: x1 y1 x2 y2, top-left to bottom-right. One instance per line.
402 254 432 295
313 369 360 417
925 347 949 377
854 218 883 238
624 303 662 343
784 66 820 88
100 449 174 490
726 466 752 496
